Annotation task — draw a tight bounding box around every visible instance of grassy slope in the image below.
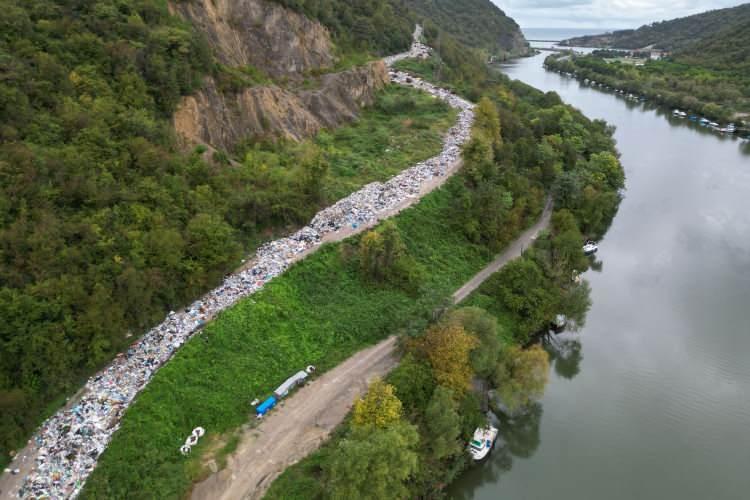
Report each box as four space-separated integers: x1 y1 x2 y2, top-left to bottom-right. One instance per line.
82 177 503 499
0 83 455 471
319 85 457 200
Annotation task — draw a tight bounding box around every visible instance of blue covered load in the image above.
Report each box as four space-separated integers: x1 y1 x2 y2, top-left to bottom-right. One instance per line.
255 396 277 416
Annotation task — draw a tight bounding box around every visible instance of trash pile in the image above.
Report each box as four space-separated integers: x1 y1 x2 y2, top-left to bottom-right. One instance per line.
180 427 205 456
384 24 431 66
13 32 475 500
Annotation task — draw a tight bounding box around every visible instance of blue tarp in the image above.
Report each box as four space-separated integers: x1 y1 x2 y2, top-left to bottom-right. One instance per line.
256 396 277 416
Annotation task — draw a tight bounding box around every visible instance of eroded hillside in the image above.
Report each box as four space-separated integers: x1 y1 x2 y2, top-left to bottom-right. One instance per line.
170 0 389 151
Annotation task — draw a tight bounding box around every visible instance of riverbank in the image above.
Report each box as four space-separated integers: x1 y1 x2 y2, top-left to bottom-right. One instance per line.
544 52 750 128
449 45 750 500
262 52 623 498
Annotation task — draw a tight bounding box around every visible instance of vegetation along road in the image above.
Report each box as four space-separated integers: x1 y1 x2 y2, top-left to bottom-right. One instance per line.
452 199 553 304
190 202 554 500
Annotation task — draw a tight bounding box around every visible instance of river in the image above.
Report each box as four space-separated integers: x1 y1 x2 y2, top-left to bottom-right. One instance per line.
450 43 750 499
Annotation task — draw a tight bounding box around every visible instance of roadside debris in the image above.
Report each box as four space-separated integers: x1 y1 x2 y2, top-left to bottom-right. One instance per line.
14 30 474 500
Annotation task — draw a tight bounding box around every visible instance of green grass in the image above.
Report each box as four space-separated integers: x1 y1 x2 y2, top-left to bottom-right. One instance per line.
318 84 457 200
82 178 506 499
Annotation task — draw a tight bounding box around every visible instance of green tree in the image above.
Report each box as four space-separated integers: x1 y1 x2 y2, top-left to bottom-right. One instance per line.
491 259 558 341
326 422 419 500
492 344 550 413
445 307 501 378
424 386 462 460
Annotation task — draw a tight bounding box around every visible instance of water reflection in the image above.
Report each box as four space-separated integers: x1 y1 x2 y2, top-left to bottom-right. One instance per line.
545 335 584 380
452 403 544 500
452 331 585 498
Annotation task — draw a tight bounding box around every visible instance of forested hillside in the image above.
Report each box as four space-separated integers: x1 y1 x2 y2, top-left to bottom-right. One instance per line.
270 0 529 57
0 0 530 470
561 2 750 71
554 3 750 121
405 0 529 57
267 0 415 55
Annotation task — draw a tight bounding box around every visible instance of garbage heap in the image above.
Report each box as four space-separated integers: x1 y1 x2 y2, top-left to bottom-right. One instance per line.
15 40 474 500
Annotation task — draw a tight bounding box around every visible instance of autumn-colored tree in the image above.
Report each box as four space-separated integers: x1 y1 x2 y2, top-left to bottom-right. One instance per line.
444 307 502 378
415 323 479 394
492 344 550 413
352 379 403 430
473 96 502 150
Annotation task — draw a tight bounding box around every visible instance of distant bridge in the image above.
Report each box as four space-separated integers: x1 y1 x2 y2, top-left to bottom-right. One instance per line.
527 39 562 43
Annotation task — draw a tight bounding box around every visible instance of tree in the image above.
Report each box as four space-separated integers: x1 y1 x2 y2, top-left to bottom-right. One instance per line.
491 259 558 341
326 422 419 500
492 345 549 413
445 307 501 378
413 323 478 394
424 386 462 460
359 221 421 291
352 379 403 430
473 96 502 150
388 354 435 414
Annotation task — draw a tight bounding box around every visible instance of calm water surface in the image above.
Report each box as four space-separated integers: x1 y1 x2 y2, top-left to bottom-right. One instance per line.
450 48 750 500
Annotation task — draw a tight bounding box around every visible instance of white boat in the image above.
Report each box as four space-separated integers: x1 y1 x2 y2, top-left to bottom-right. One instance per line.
583 241 599 255
468 425 498 461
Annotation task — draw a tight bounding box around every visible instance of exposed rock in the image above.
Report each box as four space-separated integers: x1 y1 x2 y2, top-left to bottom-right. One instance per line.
173 62 389 151
169 0 334 78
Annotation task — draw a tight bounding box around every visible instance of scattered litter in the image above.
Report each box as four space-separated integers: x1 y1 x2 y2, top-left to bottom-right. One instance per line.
14 27 475 500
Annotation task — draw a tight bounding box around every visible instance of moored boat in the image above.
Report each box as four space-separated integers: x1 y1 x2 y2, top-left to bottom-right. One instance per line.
583 240 599 255
468 425 499 461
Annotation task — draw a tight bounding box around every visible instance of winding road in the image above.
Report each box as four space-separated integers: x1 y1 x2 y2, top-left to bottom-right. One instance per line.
191 201 554 500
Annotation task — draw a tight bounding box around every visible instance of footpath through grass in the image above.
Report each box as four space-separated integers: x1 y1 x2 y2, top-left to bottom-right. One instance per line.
82 178 498 499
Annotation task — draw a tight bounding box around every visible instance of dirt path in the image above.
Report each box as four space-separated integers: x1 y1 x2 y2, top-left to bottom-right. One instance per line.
190 337 399 500
191 200 554 500
452 199 553 304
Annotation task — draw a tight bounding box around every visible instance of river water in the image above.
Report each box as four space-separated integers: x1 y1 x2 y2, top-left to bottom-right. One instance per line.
450 47 750 499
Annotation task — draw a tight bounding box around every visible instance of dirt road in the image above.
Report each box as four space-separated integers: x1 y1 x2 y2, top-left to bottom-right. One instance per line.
191 200 554 500
191 337 399 500
452 199 553 304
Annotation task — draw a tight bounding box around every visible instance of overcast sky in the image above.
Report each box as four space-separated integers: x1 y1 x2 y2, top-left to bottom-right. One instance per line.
494 0 748 29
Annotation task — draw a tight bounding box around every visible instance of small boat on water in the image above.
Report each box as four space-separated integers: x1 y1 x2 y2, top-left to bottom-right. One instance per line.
700 117 710 126
673 109 687 118
583 241 599 255
468 425 499 461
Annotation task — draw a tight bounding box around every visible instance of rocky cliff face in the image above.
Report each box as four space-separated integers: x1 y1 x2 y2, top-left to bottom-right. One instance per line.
170 0 334 78
170 0 389 151
174 62 389 151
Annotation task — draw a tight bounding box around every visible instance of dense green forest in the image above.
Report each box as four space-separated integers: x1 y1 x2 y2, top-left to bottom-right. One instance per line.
555 3 750 121
545 53 750 122
405 0 529 57
561 3 750 58
267 0 415 55
0 0 464 466
269 0 529 57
